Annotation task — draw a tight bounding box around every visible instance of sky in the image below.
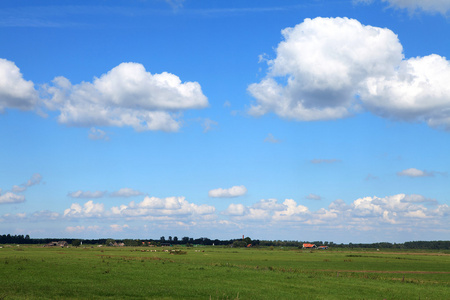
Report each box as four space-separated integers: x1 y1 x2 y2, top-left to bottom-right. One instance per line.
1 0 449 243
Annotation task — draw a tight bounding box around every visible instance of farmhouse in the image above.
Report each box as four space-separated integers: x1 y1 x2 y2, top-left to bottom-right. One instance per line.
302 243 317 249
44 241 68 247
318 246 328 250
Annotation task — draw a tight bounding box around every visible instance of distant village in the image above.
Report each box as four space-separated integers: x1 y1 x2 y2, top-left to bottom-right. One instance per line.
42 240 330 250
1 234 449 250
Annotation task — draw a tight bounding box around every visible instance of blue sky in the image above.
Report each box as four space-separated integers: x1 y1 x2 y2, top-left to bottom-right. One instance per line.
1 0 449 243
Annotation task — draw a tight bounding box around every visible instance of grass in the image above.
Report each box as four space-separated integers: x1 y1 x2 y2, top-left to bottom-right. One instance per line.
0 245 448 299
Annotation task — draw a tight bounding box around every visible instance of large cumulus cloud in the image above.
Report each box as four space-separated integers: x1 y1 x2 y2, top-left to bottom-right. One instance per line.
44 62 208 131
249 17 450 130
0 59 208 132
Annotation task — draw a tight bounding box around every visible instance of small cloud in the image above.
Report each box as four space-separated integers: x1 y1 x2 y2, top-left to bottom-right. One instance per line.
258 53 269 64
223 101 231 108
68 190 106 199
110 188 143 198
110 224 130 232
355 0 450 15
202 118 218 133
397 168 433 177
165 0 185 10
12 185 27 193
31 210 60 220
264 133 281 143
63 200 104 218
209 185 247 198
25 173 42 187
310 159 341 164
66 226 85 233
11 173 43 193
402 194 438 204
365 174 379 181
88 127 109 141
306 193 322 200
0 192 25 204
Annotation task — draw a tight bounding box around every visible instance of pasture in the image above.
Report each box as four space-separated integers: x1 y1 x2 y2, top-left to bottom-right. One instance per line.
0 245 448 299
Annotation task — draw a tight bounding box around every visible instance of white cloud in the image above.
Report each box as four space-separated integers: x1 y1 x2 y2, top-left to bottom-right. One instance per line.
11 173 42 193
202 118 218 133
272 199 310 221
12 185 27 193
88 127 109 141
387 0 450 14
311 159 341 164
66 226 85 233
249 17 402 121
224 198 309 222
223 203 246 216
361 55 450 129
0 58 39 112
0 174 41 204
31 210 60 220
0 213 27 222
397 168 433 177
249 17 450 131
165 0 185 9
251 198 286 211
208 185 248 198
365 174 379 181
110 224 130 232
110 196 216 219
0 192 25 204
219 194 448 233
402 194 437 204
306 193 322 200
264 133 281 143
356 0 450 15
44 62 208 132
110 188 143 198
63 200 104 218
223 203 271 221
65 225 101 233
68 190 106 199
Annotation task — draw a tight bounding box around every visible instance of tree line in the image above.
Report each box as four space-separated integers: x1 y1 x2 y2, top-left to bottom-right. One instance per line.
1 234 449 250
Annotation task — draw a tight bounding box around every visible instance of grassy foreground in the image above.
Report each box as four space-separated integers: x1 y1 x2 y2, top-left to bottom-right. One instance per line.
0 245 448 299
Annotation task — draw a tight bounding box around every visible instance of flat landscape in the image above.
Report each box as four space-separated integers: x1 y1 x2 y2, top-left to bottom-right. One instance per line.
0 245 449 299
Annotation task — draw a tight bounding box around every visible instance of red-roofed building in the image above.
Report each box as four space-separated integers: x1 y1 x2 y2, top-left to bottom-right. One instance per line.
302 243 317 249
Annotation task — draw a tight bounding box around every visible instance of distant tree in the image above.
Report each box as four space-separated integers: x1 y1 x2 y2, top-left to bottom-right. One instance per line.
72 239 81 247
105 239 116 246
182 237 189 244
160 236 165 242
173 236 178 242
232 240 247 248
123 239 139 246
168 236 173 242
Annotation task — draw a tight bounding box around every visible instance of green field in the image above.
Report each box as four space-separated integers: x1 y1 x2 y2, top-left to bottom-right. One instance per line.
0 245 448 299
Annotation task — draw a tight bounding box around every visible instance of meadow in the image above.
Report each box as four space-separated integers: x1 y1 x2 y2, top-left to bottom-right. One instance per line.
0 245 448 299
